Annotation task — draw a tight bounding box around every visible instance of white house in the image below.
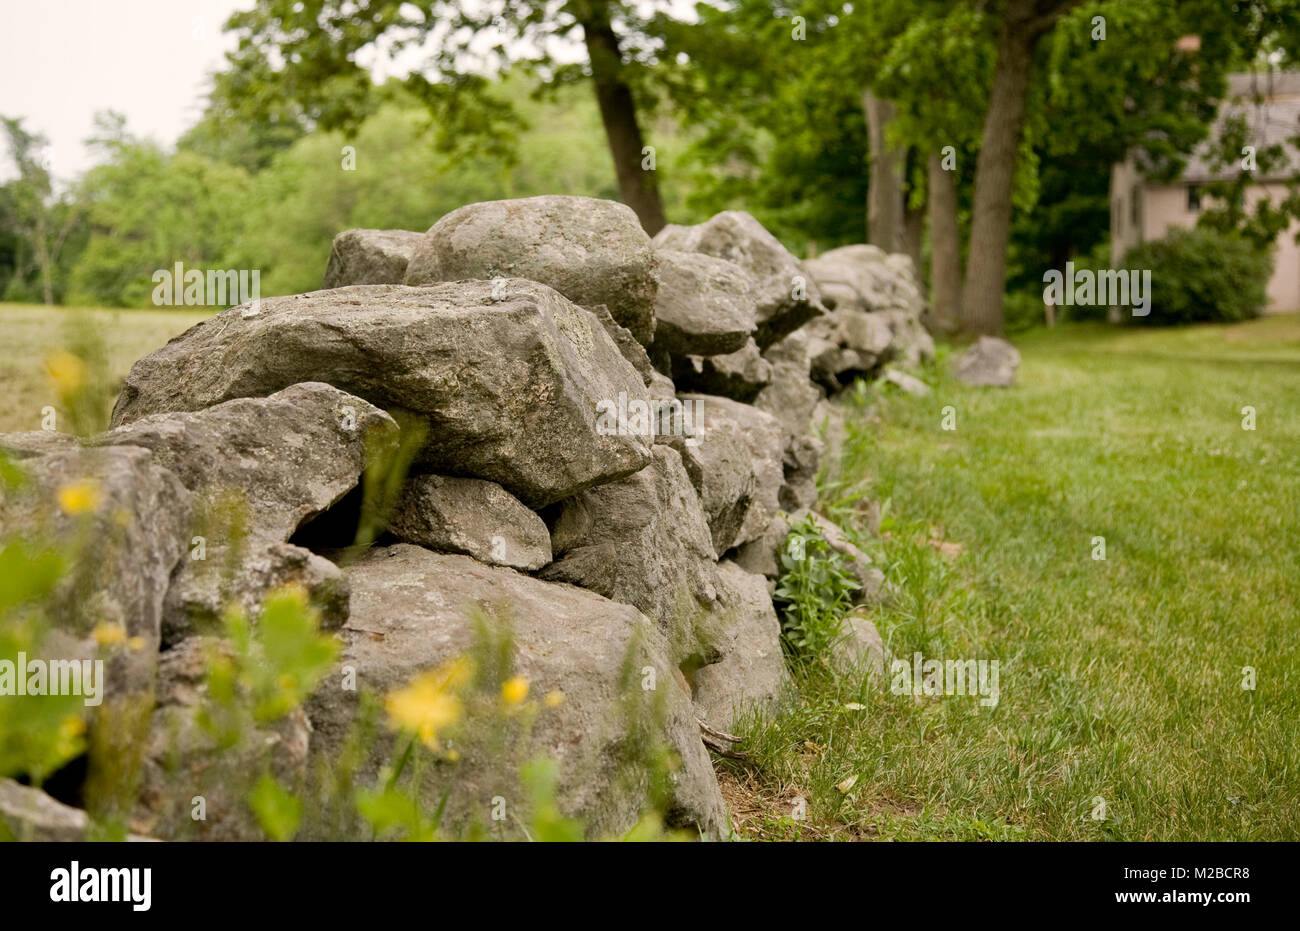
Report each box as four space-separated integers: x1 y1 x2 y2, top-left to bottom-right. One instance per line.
1110 71 1300 313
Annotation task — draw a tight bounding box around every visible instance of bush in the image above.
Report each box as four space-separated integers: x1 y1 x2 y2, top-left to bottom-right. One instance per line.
1122 227 1272 325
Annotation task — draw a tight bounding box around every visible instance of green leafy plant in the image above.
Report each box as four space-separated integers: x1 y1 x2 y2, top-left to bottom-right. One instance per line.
774 515 861 659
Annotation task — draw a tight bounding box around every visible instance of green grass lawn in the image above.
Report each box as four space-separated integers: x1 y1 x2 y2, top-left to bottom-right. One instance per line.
0 303 211 433
725 314 1300 841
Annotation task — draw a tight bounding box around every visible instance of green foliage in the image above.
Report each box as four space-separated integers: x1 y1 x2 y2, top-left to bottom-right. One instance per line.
774 515 861 659
0 536 83 786
249 773 303 841
1122 227 1272 325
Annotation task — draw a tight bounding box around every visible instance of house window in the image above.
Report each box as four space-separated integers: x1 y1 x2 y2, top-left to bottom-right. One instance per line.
1187 185 1201 212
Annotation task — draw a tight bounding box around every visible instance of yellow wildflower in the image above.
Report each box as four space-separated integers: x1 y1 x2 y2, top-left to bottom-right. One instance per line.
57 479 101 516
501 675 529 706
544 690 565 709
92 622 127 647
384 657 473 749
44 350 87 395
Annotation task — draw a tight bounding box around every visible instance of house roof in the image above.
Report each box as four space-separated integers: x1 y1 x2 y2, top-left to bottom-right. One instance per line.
1178 71 1300 183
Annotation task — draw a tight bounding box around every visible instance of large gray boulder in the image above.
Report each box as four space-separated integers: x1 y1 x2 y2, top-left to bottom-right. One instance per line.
306 545 727 839
953 336 1020 387
653 211 824 348
388 474 551 571
0 446 192 693
691 561 788 730
541 446 722 663
651 250 756 356
110 281 651 508
404 195 659 344
662 394 784 557
94 383 394 642
322 229 424 289
99 383 397 543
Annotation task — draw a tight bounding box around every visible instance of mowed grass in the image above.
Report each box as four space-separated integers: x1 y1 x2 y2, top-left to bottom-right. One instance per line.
0 303 211 433
725 315 1300 841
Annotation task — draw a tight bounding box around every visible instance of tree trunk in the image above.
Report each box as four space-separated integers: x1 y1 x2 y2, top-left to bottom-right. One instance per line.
582 11 667 235
960 0 1080 335
928 152 962 334
863 89 905 251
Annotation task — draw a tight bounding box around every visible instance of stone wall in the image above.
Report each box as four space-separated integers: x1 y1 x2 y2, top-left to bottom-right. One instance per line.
0 195 934 841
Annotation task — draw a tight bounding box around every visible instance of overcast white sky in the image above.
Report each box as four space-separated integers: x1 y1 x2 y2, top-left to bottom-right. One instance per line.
0 0 248 182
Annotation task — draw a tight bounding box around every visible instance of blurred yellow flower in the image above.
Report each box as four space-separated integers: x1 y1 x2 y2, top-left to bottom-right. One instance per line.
92 622 127 647
127 636 146 651
544 690 565 709
57 479 102 516
44 350 87 395
58 715 85 740
501 675 529 705
384 657 473 749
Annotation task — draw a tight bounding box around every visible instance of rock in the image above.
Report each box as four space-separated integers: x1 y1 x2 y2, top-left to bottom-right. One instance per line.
136 636 312 840
811 398 849 480
388 474 551 571
651 250 756 356
883 368 932 397
778 432 822 512
691 561 788 729
98 383 398 544
0 431 78 459
653 211 824 347
161 541 349 644
0 778 91 841
805 244 925 316
322 229 424 289
662 394 784 557
753 332 826 512
94 383 394 643
832 610 889 677
731 510 793 581
109 281 651 508
0 446 192 693
541 446 722 662
670 339 772 403
754 332 823 445
879 309 936 367
404 195 659 344
306 545 727 839
586 303 657 387
953 336 1020 387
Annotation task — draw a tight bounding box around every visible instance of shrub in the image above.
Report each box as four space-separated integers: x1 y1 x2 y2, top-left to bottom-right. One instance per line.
1122 227 1272 325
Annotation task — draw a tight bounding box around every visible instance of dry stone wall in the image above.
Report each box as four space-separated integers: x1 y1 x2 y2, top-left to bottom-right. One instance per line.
0 196 934 841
